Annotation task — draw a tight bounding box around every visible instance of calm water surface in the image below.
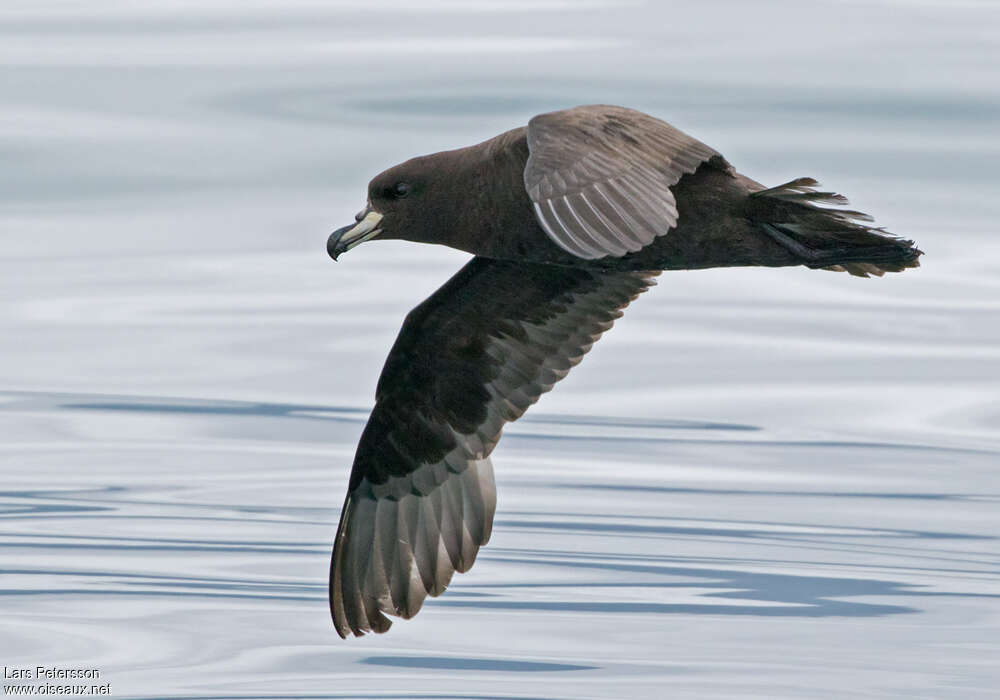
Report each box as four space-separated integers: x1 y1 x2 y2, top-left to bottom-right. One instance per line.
1 1 999 698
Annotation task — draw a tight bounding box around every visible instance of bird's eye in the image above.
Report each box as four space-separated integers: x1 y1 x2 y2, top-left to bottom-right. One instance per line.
391 182 410 198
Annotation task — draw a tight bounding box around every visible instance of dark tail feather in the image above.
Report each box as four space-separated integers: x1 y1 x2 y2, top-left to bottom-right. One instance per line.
746 177 922 277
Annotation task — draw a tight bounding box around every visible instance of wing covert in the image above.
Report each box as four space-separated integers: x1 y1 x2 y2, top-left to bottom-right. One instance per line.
525 104 731 260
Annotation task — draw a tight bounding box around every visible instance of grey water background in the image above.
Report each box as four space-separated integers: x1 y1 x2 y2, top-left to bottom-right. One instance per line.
1 0 999 697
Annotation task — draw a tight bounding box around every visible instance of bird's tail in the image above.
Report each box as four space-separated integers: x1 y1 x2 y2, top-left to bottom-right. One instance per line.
744 177 922 277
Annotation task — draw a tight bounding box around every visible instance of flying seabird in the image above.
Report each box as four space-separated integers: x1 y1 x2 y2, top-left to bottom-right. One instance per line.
324 105 922 638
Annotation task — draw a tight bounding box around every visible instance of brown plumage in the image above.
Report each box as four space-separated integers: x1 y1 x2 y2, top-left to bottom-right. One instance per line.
325 105 922 638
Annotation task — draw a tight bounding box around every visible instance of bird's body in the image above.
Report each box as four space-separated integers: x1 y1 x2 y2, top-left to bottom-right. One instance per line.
324 105 921 638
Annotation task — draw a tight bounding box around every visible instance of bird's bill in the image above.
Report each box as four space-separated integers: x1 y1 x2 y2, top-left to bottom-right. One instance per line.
327 208 383 260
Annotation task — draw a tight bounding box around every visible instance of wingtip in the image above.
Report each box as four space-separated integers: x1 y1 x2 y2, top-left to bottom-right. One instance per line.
328 457 498 638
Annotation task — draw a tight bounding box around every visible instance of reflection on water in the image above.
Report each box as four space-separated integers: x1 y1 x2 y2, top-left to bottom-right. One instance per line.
1 0 999 698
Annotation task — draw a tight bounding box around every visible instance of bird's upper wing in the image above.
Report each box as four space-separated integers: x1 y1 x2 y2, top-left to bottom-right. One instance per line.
524 104 731 260
330 256 658 637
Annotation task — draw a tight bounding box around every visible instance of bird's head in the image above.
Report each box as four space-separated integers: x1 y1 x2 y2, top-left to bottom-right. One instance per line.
327 128 535 262
327 154 459 260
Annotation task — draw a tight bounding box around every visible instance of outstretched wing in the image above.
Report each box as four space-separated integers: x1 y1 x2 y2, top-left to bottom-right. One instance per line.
330 256 658 637
524 104 731 260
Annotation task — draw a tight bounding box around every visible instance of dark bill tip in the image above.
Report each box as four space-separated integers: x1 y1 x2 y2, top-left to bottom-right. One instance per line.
327 223 355 261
